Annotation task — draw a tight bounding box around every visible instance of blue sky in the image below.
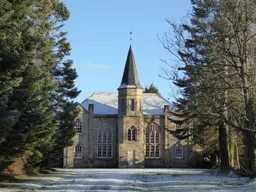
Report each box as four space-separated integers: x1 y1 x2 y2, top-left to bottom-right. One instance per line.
61 0 192 103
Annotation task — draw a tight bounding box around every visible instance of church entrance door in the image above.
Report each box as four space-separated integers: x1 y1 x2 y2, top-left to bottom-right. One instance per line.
127 151 135 167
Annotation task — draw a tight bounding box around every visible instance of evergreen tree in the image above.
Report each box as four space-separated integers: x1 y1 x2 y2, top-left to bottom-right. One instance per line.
51 59 80 166
0 0 57 168
0 0 80 171
163 0 256 176
144 83 159 94
162 0 231 170
28 0 80 168
0 0 35 169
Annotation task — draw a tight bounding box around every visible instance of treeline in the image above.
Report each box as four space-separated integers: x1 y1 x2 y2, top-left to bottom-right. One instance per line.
162 0 256 176
0 0 80 172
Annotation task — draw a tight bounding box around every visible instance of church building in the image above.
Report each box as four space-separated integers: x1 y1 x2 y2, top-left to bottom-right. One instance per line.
63 45 196 168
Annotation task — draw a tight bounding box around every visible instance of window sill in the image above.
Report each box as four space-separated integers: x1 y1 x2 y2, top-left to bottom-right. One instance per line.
97 157 113 160
175 157 183 159
145 157 161 159
74 157 82 159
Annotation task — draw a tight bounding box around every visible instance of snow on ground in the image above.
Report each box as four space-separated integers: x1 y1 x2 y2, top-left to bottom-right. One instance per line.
0 168 255 192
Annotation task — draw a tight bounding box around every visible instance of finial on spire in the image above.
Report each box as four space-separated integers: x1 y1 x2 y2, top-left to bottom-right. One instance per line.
130 31 132 45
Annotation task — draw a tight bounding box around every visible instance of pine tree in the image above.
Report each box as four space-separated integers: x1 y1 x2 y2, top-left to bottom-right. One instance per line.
44 2 80 167
27 0 80 168
0 0 80 171
51 59 80 166
0 0 35 169
163 0 256 176
162 0 231 170
144 83 159 94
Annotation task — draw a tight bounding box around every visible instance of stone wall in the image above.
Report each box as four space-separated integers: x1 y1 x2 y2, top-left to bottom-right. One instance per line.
166 122 194 168
63 105 89 168
63 105 198 168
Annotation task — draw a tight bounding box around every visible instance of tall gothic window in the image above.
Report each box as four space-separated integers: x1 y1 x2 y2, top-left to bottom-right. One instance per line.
74 144 82 158
74 120 82 134
146 123 160 158
97 123 113 158
175 144 183 159
127 126 136 141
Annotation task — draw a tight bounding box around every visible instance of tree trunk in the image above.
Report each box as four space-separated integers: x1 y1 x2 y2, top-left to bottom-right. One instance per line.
235 141 240 169
219 119 230 171
242 68 256 176
219 64 230 171
243 129 256 176
228 131 235 168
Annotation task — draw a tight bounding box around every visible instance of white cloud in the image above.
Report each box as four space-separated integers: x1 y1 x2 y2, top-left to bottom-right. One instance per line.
86 63 112 70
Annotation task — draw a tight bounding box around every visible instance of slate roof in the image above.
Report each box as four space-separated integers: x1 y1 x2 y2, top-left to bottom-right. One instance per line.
119 45 142 89
81 92 172 115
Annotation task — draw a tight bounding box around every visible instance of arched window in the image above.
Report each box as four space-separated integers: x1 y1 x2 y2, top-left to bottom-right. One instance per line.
175 144 183 159
74 144 82 158
97 123 112 158
146 123 160 158
74 120 82 134
127 126 136 141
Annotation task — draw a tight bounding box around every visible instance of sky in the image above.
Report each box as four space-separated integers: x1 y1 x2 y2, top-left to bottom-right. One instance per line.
61 0 192 103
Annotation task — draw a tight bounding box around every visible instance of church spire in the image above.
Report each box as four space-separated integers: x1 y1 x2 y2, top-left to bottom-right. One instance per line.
119 45 142 89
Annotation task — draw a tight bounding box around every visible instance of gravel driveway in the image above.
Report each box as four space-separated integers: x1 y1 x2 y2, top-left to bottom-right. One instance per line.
0 168 255 192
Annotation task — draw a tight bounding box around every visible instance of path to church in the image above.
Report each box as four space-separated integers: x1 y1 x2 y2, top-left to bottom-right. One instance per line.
0 168 255 192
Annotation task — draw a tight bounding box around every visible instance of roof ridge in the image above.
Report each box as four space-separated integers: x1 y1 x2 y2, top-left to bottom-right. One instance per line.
143 93 158 95
157 94 171 105
80 92 96 104
93 92 117 93
143 93 171 104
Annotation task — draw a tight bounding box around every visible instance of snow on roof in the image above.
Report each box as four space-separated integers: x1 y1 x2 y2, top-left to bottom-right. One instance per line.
118 84 137 89
81 92 171 115
142 93 171 115
82 92 118 115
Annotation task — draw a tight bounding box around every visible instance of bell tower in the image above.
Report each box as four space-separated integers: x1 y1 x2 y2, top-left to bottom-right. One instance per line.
117 45 144 168
118 45 143 116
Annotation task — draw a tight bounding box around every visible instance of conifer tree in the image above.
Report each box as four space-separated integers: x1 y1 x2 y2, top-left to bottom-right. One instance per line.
163 0 256 176
28 0 80 168
0 0 80 171
51 59 80 166
0 0 35 169
144 83 159 94
162 0 230 170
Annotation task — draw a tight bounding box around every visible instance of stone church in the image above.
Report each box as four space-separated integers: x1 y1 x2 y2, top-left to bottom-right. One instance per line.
63 45 197 168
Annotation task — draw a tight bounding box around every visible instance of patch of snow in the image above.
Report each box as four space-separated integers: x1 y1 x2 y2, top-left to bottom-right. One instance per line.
143 93 171 115
0 168 255 192
82 92 118 115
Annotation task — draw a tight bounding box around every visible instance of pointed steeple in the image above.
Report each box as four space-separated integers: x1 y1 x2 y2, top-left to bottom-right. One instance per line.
119 45 142 89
